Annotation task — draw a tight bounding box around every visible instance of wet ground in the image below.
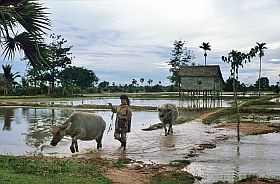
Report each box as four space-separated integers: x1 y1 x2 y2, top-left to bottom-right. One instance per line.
185 133 280 184
1 106 280 183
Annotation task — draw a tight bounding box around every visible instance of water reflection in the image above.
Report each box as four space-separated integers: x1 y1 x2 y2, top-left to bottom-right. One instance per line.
233 143 240 182
0 108 14 131
46 98 230 108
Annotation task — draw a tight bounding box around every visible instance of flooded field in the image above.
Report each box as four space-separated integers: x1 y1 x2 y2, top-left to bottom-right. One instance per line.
0 106 233 161
1 106 280 183
185 133 280 183
41 98 230 108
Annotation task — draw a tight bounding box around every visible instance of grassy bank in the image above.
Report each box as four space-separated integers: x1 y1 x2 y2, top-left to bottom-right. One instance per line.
0 155 202 184
0 155 111 184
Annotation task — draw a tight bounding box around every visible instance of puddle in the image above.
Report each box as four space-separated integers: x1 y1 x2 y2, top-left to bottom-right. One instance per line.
270 97 280 102
185 133 280 184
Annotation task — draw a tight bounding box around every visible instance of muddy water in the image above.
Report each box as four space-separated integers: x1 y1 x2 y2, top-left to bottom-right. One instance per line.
185 133 280 184
1 106 280 183
0 106 234 163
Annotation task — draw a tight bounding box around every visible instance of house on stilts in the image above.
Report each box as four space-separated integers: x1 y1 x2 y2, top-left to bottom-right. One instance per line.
179 65 224 99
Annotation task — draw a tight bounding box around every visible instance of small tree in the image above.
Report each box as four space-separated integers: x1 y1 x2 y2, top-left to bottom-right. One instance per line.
2 65 20 95
222 50 254 141
167 40 195 97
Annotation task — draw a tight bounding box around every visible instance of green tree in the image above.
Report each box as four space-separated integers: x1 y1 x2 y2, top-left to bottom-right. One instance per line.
26 67 44 89
222 50 254 141
98 81 109 88
140 78 144 85
255 77 269 90
199 42 211 65
59 66 99 95
0 0 50 68
223 77 241 92
147 79 153 86
132 78 137 86
2 64 20 95
167 40 194 97
45 34 73 95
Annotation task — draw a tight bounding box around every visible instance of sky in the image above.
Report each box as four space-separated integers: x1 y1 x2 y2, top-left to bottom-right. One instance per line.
2 0 280 86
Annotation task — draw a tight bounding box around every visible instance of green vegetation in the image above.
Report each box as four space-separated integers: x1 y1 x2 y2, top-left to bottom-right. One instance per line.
169 159 191 167
0 155 111 184
202 96 280 125
213 174 280 184
148 171 201 184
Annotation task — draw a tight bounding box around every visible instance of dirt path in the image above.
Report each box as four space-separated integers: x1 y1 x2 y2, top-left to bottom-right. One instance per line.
199 108 224 120
103 168 152 184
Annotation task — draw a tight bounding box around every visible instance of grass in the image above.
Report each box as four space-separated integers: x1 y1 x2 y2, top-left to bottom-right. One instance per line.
148 171 201 184
202 96 280 125
213 174 280 184
113 158 131 169
0 155 111 184
169 159 191 167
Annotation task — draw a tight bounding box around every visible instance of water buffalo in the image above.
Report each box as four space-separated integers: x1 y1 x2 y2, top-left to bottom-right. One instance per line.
158 104 179 136
50 112 106 153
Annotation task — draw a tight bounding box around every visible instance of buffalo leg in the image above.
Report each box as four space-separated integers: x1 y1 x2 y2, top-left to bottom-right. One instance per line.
168 123 173 134
70 142 75 153
74 140 79 152
164 124 168 136
96 135 103 149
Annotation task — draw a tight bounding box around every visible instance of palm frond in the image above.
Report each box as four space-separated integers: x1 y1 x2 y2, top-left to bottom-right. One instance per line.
14 0 51 35
2 32 50 68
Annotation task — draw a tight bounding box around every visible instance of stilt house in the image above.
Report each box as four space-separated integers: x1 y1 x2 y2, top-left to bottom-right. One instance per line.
179 65 224 97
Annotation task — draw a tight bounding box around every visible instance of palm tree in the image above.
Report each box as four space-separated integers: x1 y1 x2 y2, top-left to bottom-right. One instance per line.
132 79 137 86
147 79 153 86
222 50 254 142
2 64 21 95
140 78 144 85
199 42 211 65
0 0 50 68
255 42 267 96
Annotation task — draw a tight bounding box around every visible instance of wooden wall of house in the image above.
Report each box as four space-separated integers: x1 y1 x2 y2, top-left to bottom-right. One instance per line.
181 76 222 91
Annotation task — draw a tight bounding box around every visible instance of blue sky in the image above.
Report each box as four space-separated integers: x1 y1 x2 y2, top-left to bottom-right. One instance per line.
2 0 280 86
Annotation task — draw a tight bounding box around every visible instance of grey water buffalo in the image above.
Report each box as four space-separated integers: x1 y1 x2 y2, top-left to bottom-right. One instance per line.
50 112 106 153
158 104 179 136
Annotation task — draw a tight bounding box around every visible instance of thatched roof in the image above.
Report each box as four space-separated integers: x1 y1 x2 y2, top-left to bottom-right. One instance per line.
179 65 224 80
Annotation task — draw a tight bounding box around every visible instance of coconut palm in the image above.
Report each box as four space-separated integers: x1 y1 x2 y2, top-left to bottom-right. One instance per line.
2 64 21 95
140 78 144 84
199 42 211 65
0 0 50 68
255 42 267 96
